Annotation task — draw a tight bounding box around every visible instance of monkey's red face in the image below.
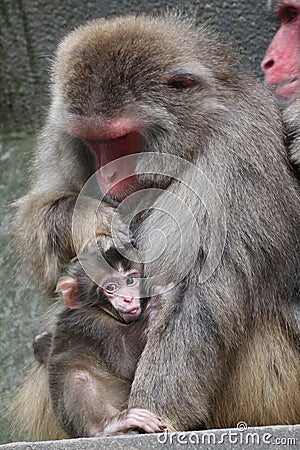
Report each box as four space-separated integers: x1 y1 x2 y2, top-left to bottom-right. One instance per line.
262 1 300 102
68 117 144 200
87 132 140 199
101 271 142 323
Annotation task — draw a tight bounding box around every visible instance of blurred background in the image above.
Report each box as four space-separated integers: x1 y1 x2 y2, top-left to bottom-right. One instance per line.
0 0 277 443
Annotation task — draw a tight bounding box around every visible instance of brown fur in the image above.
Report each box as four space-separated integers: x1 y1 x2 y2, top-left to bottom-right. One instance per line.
212 321 300 427
11 363 67 440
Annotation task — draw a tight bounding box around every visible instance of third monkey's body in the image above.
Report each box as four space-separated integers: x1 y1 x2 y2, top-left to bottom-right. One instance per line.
262 1 300 172
13 14 300 435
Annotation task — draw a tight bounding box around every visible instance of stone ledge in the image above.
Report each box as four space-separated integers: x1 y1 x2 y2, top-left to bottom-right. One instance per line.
2 425 299 450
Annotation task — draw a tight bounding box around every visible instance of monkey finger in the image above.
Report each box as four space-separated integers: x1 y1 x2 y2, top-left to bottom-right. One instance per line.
96 225 130 251
123 409 166 433
33 330 53 342
135 419 167 434
130 233 137 247
95 206 130 247
125 417 166 434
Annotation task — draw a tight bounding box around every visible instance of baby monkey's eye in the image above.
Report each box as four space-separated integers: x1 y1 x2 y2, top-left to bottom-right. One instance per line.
126 276 138 286
105 283 118 293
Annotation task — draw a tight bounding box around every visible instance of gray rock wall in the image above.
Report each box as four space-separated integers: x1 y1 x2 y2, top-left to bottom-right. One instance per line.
0 0 279 445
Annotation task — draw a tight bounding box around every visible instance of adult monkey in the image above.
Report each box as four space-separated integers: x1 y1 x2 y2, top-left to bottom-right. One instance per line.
262 1 300 167
12 13 300 436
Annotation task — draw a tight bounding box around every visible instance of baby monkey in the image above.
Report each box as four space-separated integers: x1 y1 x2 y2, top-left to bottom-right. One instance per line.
34 247 166 438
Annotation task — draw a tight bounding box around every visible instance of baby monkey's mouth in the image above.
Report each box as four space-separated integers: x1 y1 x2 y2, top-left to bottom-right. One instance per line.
121 306 142 323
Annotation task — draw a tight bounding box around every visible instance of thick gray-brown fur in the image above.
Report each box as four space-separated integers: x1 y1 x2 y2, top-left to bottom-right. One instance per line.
12 12 300 435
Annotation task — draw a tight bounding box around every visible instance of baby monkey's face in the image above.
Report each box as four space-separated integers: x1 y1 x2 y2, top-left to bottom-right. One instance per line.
99 268 142 323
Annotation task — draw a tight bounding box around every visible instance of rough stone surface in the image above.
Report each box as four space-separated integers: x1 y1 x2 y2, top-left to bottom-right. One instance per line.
2 426 300 449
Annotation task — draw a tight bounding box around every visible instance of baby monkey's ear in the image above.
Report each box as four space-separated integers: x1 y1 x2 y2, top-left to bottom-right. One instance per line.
59 277 81 309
